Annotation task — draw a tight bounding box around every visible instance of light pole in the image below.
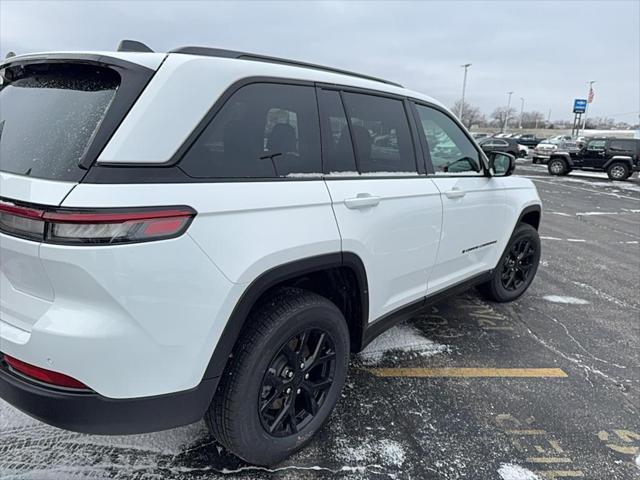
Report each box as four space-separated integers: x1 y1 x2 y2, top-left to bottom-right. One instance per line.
582 80 596 131
459 63 472 126
502 91 514 133
519 97 525 129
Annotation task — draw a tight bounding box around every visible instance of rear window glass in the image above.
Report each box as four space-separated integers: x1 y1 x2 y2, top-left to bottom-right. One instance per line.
0 63 120 181
342 92 417 174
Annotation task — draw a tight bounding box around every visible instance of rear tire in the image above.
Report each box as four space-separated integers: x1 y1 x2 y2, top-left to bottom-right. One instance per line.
606 162 630 181
206 288 350 466
478 223 541 303
548 158 568 176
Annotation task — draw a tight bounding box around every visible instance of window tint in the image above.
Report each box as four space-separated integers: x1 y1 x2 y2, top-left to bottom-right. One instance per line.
609 139 634 151
342 93 417 174
414 104 482 174
180 83 321 178
586 139 606 151
0 63 120 181
317 89 357 174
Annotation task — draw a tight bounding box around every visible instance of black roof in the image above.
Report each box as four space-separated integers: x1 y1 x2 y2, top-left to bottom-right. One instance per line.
115 39 403 88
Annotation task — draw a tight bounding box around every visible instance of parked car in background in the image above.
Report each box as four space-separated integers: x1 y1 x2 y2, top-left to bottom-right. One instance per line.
546 135 573 143
517 144 529 158
533 139 580 164
512 133 542 147
471 132 490 140
548 137 640 180
478 137 519 158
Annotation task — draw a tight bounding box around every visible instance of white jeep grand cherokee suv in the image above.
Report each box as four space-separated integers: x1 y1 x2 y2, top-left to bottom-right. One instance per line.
0 41 542 465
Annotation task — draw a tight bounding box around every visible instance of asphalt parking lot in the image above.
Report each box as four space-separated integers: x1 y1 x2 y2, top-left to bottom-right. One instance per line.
1 160 639 480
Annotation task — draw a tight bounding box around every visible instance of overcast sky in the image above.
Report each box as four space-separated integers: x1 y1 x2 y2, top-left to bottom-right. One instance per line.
1 0 638 122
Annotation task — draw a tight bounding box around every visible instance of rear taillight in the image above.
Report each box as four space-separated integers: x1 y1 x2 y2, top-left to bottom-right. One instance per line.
0 200 196 245
3 354 89 390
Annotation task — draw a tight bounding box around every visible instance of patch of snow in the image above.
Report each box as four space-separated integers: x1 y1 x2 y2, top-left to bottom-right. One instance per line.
498 463 541 480
359 323 449 365
567 238 586 243
576 211 627 216
338 438 405 467
326 171 418 177
547 211 571 216
361 171 418 177
285 172 323 178
543 295 589 305
540 236 562 241
636 454 639 468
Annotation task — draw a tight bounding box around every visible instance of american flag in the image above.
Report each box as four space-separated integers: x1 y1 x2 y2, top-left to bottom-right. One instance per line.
588 85 595 103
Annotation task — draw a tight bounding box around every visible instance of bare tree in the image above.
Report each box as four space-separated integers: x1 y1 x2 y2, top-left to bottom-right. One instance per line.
451 99 486 128
490 107 517 128
521 111 545 129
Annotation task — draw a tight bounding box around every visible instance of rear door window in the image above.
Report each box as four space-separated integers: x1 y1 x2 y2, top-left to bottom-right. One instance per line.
317 89 357 174
180 83 322 178
0 63 120 181
586 139 606 152
341 92 417 174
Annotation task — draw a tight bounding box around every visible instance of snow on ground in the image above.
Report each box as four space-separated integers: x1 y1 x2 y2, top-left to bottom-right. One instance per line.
498 463 541 480
336 438 406 467
358 322 450 365
636 454 640 468
542 295 589 305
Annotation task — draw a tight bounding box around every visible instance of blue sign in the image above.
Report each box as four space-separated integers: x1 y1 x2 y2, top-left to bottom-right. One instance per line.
573 98 587 114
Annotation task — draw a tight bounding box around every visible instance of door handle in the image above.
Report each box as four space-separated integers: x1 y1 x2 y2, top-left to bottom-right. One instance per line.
344 194 381 209
444 187 466 199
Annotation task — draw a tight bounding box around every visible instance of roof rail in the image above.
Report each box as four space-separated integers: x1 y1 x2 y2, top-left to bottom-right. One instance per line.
169 46 403 88
117 40 154 53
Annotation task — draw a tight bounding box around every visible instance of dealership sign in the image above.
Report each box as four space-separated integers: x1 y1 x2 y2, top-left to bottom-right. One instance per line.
573 99 587 114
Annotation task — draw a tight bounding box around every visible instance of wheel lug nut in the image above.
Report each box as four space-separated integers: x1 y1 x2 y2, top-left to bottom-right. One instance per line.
304 373 309 380
286 388 291 394
296 388 301 394
287 371 293 378
300 363 305 369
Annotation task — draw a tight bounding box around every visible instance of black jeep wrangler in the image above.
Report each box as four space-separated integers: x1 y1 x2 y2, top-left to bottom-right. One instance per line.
547 137 640 180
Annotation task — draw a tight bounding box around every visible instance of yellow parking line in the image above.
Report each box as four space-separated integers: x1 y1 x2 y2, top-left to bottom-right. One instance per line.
367 368 568 378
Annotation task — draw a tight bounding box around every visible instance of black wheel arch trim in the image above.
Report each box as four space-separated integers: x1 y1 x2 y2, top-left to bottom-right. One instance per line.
603 158 633 170
202 252 369 380
516 204 542 230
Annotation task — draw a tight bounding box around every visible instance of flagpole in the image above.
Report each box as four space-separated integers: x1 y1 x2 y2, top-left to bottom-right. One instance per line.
582 80 596 132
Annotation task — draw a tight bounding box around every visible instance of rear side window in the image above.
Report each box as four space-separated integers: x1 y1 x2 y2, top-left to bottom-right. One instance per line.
342 92 417 174
0 63 120 181
180 83 321 178
609 139 635 152
414 104 482 175
317 89 357 174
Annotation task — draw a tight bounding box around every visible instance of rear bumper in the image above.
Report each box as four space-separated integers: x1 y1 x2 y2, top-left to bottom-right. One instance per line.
0 356 218 434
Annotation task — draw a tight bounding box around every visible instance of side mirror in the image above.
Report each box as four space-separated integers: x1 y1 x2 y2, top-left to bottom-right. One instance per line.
489 152 516 176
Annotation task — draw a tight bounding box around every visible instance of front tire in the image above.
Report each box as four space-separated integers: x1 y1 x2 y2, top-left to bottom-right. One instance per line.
206 288 350 466
478 223 541 302
606 162 630 181
548 158 568 176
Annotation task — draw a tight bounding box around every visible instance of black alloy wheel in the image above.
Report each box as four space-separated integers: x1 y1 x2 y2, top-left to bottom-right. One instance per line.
259 329 336 436
206 288 349 466
478 223 541 302
501 237 536 291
